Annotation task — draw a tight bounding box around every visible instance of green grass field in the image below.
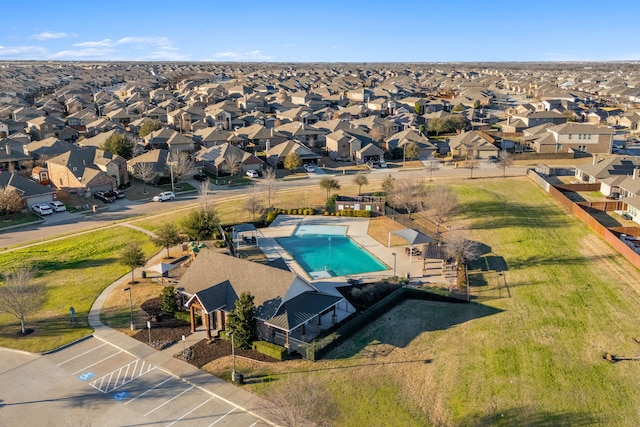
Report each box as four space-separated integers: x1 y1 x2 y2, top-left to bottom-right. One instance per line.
0 227 155 352
203 176 640 426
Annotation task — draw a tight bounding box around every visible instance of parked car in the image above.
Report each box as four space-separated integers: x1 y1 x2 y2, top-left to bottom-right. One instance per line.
32 203 53 215
489 155 499 163
303 164 315 173
104 190 125 200
152 191 175 202
246 170 260 178
606 192 621 200
622 213 632 220
194 173 208 182
47 201 66 212
94 191 116 203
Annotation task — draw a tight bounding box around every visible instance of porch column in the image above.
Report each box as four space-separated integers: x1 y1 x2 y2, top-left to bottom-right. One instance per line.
204 312 211 340
285 331 289 349
189 305 196 333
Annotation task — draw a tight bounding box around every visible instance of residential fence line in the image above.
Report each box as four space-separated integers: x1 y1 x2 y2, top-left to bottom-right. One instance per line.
527 169 640 269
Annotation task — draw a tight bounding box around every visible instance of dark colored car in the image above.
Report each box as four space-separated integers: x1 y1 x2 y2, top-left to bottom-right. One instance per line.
194 173 208 182
94 191 116 203
104 190 125 200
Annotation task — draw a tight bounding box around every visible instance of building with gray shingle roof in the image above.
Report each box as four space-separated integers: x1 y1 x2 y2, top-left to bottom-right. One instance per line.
181 250 354 350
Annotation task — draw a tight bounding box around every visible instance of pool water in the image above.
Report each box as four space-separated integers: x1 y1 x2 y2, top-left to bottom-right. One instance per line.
277 226 388 279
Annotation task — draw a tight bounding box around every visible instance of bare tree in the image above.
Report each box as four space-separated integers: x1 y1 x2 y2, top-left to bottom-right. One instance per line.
404 141 419 160
381 175 395 197
0 186 25 216
464 147 477 179
197 179 212 208
225 151 242 176
369 126 385 144
133 162 156 194
352 172 369 195
244 184 264 221
425 187 458 234
424 155 440 182
445 229 481 267
261 167 277 208
498 150 513 178
265 374 338 427
391 177 426 220
169 151 194 184
0 267 45 334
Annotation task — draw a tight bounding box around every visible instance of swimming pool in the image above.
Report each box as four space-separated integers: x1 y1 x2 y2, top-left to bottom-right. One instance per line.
277 225 388 279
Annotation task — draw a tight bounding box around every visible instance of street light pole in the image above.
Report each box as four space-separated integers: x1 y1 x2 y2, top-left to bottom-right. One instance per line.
392 253 397 277
124 287 134 330
402 143 406 170
229 331 237 381
169 162 175 193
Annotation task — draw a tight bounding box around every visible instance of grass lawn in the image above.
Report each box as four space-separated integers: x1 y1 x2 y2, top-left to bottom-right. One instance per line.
0 227 156 353
202 176 640 426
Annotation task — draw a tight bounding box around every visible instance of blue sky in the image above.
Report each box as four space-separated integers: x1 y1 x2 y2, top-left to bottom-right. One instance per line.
2 1 639 62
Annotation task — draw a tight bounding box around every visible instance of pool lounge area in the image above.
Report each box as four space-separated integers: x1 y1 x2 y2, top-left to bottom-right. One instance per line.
256 215 452 288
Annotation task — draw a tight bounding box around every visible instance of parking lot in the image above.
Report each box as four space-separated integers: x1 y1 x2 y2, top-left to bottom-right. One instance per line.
0 337 271 426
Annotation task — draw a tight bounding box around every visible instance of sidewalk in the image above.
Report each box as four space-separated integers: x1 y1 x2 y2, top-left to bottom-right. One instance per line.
88 246 277 426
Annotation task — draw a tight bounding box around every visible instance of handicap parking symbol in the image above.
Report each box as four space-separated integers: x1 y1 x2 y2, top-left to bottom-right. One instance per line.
78 372 95 381
113 391 129 401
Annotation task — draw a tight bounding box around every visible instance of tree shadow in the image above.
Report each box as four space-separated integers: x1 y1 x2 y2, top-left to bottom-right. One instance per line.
460 406 604 426
458 201 571 230
323 300 503 359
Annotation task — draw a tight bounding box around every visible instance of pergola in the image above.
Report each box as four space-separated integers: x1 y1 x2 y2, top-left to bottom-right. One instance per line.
388 228 436 263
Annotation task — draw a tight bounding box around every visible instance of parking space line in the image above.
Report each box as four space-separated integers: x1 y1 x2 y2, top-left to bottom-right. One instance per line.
166 396 216 427
208 407 236 426
144 385 195 417
249 421 259 427
72 351 123 375
89 359 157 393
124 376 174 405
56 343 108 366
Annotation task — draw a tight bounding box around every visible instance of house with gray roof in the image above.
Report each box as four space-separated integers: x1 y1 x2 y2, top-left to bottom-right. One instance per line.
181 250 354 351
0 171 56 209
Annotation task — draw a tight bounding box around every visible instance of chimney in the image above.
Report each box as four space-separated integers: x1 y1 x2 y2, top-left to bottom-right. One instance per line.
592 154 597 165
5 144 10 155
634 167 639 180
270 128 274 137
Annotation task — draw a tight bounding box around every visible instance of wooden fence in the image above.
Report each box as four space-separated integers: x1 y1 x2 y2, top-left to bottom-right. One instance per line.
528 170 640 269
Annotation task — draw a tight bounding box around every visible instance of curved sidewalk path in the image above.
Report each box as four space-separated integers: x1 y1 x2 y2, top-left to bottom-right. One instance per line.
88 246 277 426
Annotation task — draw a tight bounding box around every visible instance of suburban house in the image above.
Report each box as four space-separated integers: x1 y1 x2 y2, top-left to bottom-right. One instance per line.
25 116 60 141
25 137 79 161
180 250 355 352
274 122 325 148
0 171 56 209
523 123 614 154
0 138 33 170
265 140 322 168
574 156 640 200
448 130 499 159
194 142 263 176
384 129 437 159
325 129 365 162
145 128 195 152
193 128 245 148
46 147 128 194
127 149 171 184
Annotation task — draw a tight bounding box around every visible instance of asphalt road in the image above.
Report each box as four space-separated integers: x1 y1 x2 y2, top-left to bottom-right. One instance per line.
0 162 529 250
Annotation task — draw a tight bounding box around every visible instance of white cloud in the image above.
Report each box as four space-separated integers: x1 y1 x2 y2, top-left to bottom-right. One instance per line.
73 39 112 48
29 32 69 41
0 45 49 59
211 50 274 61
50 47 116 59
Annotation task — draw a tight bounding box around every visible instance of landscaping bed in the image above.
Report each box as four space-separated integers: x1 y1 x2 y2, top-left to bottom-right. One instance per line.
182 338 278 368
131 316 192 350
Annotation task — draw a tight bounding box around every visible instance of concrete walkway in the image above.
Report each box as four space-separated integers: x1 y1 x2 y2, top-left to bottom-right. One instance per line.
88 247 277 426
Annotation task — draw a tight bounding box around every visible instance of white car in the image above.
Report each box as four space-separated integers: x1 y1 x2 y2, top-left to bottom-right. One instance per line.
246 170 259 178
33 203 53 215
304 164 315 173
152 191 175 202
48 201 66 212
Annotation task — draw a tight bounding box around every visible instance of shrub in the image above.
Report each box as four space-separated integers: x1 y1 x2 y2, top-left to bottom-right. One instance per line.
175 310 200 325
265 210 278 225
252 340 287 360
214 240 227 248
324 211 330 216
291 209 297 215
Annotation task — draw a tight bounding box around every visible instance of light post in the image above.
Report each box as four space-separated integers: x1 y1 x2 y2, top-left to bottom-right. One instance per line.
123 287 134 330
229 330 237 382
392 253 397 277
402 143 406 170
169 162 175 193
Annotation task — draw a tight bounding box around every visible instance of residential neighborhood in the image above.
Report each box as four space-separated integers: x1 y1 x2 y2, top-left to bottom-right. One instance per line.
2 60 640 427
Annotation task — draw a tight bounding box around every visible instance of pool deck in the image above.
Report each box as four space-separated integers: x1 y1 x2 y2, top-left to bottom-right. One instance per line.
257 215 454 293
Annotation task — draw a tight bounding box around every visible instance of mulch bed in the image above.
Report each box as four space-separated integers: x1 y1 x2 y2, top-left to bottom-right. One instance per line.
131 316 192 350
184 338 278 368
